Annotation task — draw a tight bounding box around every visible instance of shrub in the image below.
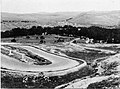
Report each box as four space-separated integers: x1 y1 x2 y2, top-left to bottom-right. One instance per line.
101 61 119 75
26 36 30 39
87 77 120 89
11 39 16 42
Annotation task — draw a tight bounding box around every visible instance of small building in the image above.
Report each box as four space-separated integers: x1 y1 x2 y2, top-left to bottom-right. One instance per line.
72 37 94 44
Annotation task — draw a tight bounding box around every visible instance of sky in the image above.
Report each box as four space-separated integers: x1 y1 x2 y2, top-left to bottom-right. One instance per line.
1 0 120 13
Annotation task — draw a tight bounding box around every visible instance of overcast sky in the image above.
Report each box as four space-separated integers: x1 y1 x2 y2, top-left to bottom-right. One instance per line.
1 0 120 13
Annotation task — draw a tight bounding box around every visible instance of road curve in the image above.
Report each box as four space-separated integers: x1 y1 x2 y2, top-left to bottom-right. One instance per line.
1 43 87 76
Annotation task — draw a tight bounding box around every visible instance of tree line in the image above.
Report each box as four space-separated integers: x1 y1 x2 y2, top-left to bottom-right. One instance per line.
1 25 120 43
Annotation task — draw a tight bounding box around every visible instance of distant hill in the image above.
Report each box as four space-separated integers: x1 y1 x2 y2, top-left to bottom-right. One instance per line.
1 11 120 31
68 11 120 27
1 12 80 31
1 12 80 23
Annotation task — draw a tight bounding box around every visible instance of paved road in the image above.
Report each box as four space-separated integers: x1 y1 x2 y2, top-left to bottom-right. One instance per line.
1 43 87 76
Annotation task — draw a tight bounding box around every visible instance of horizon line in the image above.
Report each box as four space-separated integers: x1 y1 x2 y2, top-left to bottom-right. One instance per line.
1 10 120 14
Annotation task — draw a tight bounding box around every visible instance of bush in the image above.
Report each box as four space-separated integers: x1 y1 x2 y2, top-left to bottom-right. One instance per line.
101 61 119 75
11 39 16 42
1 66 94 88
40 40 44 44
87 77 120 89
40 36 45 40
26 36 30 39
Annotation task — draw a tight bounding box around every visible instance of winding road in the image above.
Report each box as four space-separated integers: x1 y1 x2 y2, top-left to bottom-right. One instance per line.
1 42 87 76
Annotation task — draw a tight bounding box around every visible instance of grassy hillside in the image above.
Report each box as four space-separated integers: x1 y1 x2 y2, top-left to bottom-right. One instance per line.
1 11 120 31
1 12 80 21
68 11 120 27
1 12 80 31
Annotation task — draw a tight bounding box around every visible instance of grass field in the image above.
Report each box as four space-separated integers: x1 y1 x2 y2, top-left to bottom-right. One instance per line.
63 51 113 63
1 35 74 44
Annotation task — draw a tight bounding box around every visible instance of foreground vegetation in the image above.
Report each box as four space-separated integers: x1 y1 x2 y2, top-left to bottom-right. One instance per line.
1 65 95 88
87 60 120 89
87 77 120 89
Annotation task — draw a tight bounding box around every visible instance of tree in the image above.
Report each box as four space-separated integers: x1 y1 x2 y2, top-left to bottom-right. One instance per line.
40 36 45 44
11 38 16 42
40 36 45 40
26 36 30 39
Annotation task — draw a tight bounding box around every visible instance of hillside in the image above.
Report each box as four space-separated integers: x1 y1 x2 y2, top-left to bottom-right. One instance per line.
1 12 80 31
1 12 80 22
68 11 120 27
1 11 120 31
